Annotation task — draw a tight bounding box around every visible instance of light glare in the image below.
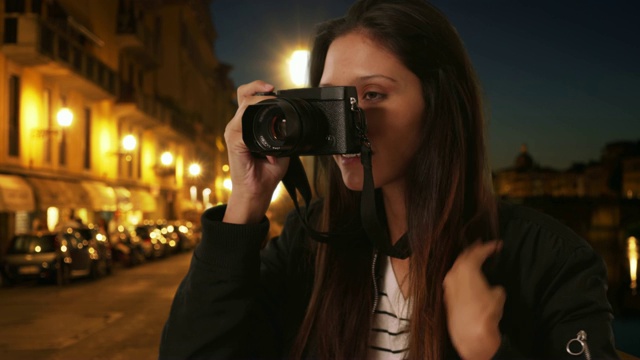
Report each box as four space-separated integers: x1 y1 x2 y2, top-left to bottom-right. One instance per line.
629 236 638 291
288 50 310 87
161 151 174 166
189 163 202 176
56 108 73 127
122 134 137 151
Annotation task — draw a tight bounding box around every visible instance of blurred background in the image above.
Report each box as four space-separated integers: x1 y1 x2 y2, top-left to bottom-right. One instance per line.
0 0 638 358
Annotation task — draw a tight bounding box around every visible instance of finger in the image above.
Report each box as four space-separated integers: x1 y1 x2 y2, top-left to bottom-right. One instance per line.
492 286 506 307
465 239 502 266
266 155 279 165
227 81 275 133
237 80 274 103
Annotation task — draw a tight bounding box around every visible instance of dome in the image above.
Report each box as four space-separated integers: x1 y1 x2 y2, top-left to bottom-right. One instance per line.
514 144 534 171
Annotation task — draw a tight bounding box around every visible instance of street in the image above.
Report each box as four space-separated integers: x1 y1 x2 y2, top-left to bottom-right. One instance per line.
1 248 638 359
0 251 191 360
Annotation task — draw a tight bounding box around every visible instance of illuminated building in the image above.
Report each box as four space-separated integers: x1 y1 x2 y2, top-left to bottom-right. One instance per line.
0 0 235 252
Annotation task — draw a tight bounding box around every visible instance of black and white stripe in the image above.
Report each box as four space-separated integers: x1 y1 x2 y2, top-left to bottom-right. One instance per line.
368 257 411 359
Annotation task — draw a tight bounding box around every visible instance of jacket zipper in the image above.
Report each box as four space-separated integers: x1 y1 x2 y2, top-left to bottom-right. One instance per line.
566 330 591 360
371 251 379 315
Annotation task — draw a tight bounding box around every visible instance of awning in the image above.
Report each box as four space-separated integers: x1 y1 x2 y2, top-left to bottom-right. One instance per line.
81 181 117 212
26 178 89 210
129 188 157 213
0 174 35 212
177 198 198 214
113 186 132 212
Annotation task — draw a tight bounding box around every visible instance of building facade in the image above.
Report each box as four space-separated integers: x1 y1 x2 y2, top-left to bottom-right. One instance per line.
0 0 235 253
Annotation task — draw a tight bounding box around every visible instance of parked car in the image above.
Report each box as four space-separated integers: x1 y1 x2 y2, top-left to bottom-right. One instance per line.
133 225 168 259
109 226 146 267
0 228 103 286
166 223 197 251
74 225 113 276
154 223 187 254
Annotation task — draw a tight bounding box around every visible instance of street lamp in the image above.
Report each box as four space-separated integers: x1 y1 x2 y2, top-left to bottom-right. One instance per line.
186 162 203 207
288 50 309 87
160 151 173 166
56 107 73 127
629 236 638 294
154 151 176 177
203 188 211 208
188 163 201 177
57 106 73 165
120 134 137 161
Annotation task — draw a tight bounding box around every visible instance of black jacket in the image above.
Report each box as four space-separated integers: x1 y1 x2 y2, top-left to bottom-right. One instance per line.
159 202 619 359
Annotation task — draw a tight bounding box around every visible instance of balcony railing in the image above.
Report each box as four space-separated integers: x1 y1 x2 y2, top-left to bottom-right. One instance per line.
116 14 161 68
117 83 196 139
1 15 117 99
117 82 170 125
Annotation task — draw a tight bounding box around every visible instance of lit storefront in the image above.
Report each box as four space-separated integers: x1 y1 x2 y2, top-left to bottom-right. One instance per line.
113 186 158 227
0 174 35 253
26 177 89 230
80 180 117 227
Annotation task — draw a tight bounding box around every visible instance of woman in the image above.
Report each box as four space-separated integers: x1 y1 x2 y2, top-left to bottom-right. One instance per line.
160 0 618 358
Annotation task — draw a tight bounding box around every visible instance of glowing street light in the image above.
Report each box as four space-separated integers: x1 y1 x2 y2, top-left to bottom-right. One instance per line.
188 163 201 177
122 134 137 152
56 107 73 127
629 236 638 294
203 188 211 208
160 151 174 166
288 50 310 87
223 178 232 191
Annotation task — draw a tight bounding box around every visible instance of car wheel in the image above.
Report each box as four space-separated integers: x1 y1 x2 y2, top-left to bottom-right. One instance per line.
56 265 70 286
90 260 107 279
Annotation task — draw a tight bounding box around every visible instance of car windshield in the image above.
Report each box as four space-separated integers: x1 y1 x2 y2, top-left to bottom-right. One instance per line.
7 235 57 254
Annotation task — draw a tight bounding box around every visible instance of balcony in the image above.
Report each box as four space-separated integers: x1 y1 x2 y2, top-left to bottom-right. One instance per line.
115 83 198 140
169 112 198 140
1 15 117 100
115 82 170 127
116 14 161 68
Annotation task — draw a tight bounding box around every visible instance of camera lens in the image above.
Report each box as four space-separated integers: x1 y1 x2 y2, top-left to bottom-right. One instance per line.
242 97 325 156
269 114 287 140
254 105 292 143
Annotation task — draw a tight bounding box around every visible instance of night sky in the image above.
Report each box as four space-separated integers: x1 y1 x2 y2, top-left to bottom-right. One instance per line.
209 0 640 170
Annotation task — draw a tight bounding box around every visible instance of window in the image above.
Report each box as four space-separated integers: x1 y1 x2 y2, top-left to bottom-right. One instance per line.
84 107 91 170
8 75 20 157
5 0 26 13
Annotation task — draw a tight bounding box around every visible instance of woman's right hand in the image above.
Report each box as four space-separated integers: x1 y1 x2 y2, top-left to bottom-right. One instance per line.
223 81 290 224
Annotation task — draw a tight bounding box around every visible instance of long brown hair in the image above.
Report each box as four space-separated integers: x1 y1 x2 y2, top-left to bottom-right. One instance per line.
292 0 498 358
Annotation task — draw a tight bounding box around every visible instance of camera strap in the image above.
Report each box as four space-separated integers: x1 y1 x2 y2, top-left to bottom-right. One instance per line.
280 101 411 259
359 143 411 259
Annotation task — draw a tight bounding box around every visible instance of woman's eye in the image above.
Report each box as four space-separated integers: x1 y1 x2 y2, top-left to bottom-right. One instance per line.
362 91 385 101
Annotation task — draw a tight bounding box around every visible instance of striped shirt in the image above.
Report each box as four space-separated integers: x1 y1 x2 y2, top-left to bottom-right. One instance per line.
368 255 411 359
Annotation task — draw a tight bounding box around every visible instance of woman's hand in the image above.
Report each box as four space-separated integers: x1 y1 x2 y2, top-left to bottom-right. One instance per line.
443 240 505 360
223 81 290 224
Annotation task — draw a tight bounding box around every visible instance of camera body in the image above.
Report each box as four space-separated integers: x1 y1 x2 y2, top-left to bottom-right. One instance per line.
242 86 362 157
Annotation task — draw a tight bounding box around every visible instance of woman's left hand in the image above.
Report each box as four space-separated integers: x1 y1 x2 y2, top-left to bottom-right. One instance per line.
443 239 505 360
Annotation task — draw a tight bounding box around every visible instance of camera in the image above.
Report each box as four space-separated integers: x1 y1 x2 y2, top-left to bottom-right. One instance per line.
242 86 363 157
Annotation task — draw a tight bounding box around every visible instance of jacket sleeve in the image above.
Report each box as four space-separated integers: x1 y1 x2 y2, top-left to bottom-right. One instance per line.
492 204 620 359
158 205 301 359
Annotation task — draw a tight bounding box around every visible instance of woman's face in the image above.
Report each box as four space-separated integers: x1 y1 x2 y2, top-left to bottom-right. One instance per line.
320 31 425 193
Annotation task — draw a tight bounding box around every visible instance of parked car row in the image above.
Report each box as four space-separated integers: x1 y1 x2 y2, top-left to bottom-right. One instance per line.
118 221 200 263
0 220 201 287
0 225 112 286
